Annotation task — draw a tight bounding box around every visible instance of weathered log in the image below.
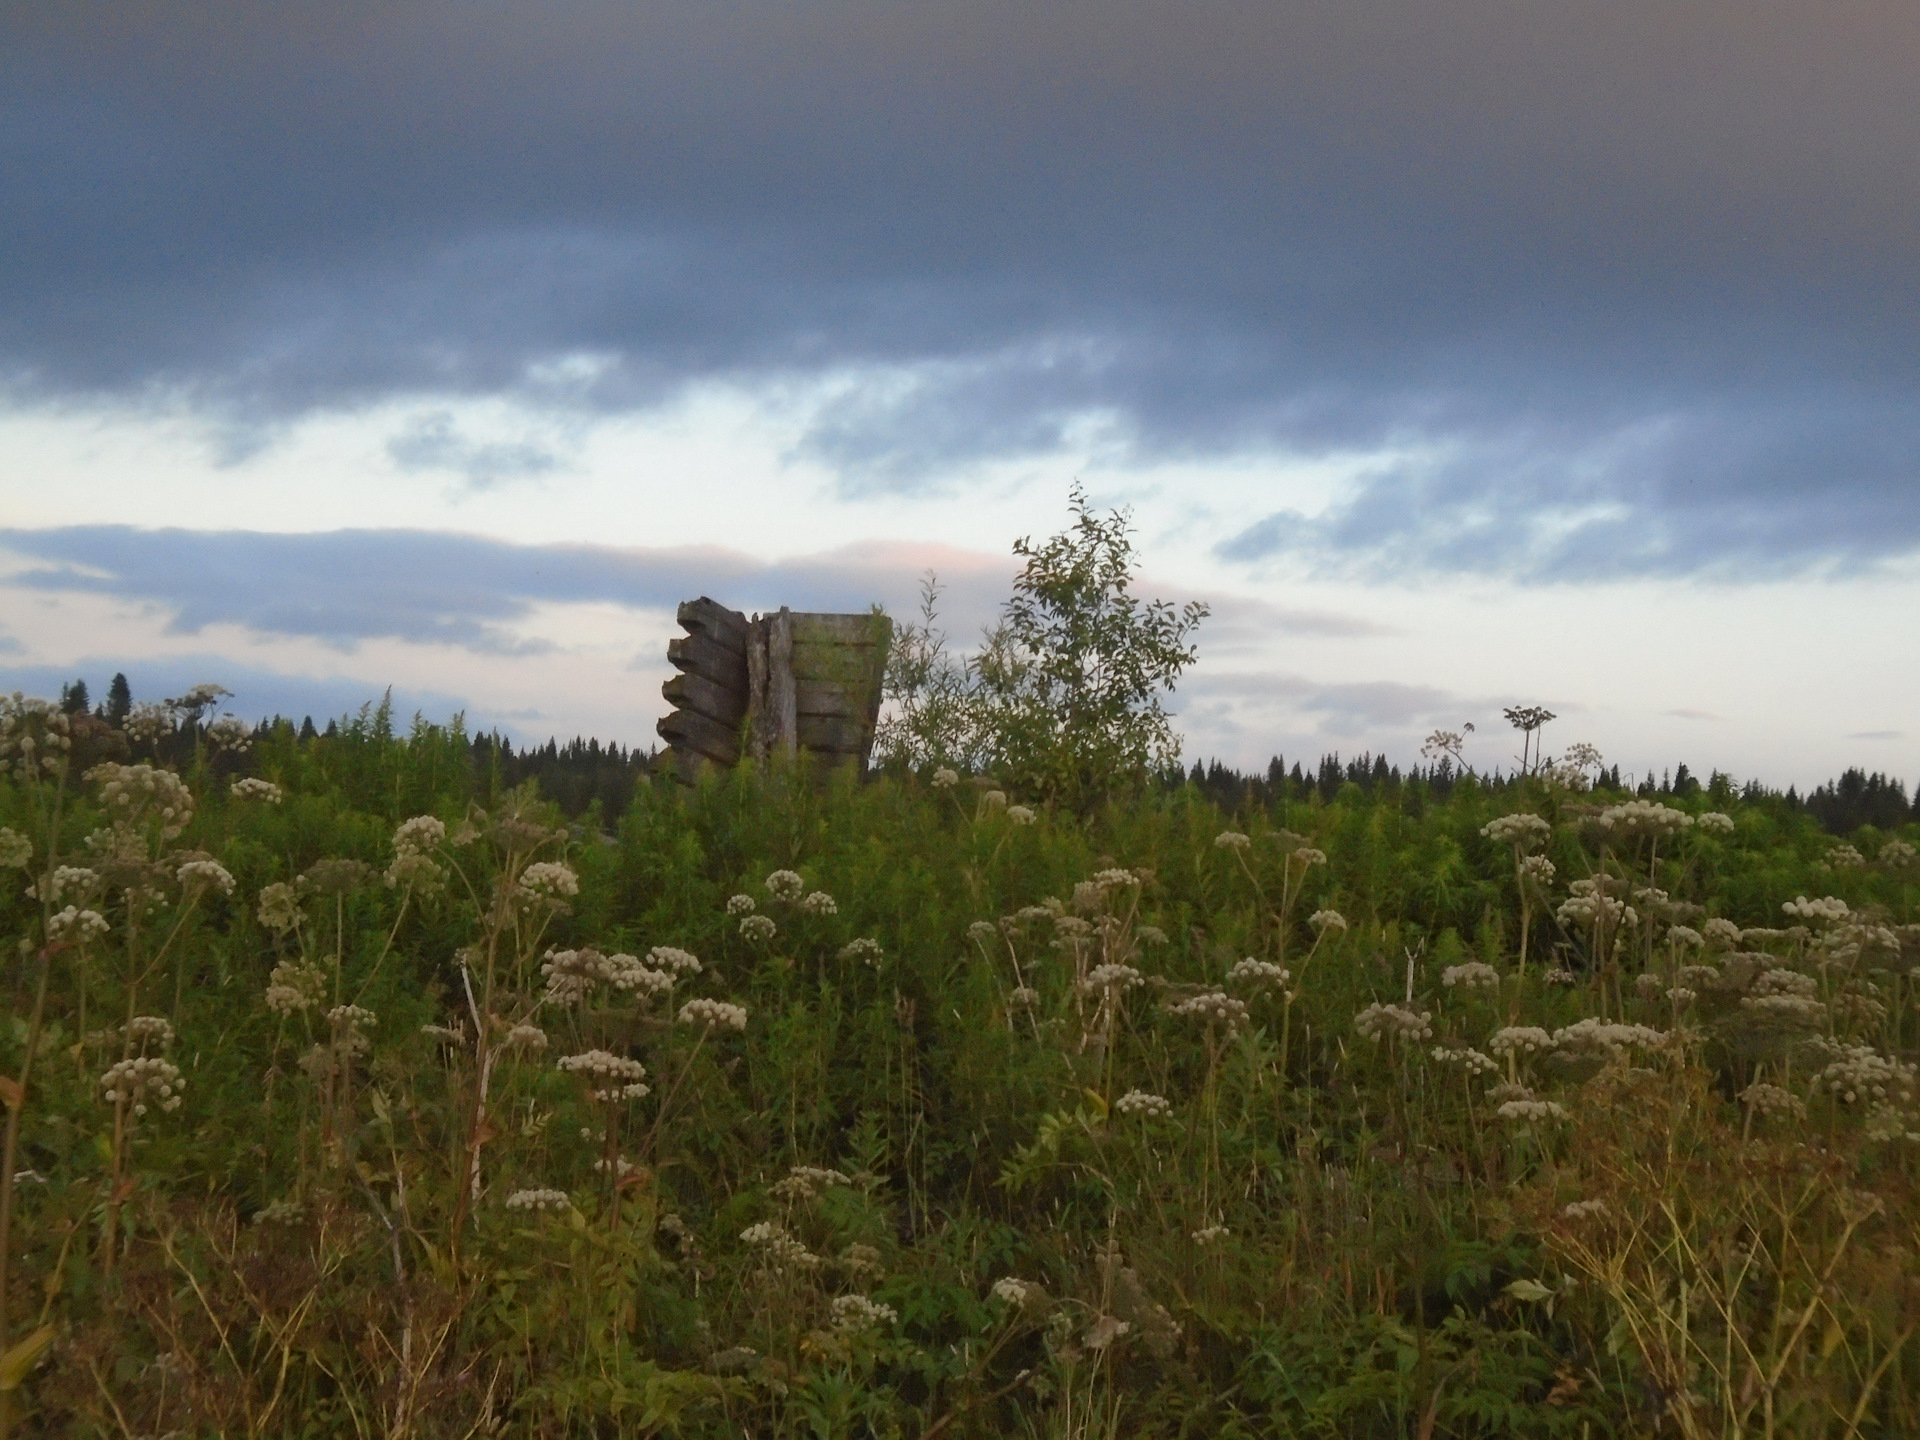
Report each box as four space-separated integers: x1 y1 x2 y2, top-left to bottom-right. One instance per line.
797 713 876 754
663 670 746 727
667 632 749 691
656 705 741 766
677 596 749 654
794 678 867 718
767 608 797 759
789 612 886 645
746 616 770 760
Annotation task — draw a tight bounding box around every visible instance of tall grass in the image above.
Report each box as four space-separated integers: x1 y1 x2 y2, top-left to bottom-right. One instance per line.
0 701 1916 1437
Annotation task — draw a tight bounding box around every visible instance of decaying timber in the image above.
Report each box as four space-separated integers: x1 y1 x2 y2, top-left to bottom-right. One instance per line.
655 597 891 783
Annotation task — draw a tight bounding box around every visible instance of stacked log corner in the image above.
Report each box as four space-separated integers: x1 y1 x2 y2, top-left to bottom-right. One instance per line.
655 597 750 784
656 597 891 784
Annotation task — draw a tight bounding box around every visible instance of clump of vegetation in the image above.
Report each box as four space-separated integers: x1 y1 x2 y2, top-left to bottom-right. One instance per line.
877 484 1206 809
2 502 1917 1435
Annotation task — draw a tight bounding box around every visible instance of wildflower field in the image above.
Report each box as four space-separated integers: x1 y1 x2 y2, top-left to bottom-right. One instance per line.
1 696 1918 1438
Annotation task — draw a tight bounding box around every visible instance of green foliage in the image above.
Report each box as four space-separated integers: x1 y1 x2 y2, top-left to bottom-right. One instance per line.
980 486 1207 807
0 701 1916 1436
880 487 1207 807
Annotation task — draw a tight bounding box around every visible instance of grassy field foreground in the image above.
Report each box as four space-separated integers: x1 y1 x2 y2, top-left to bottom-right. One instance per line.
1 700 1918 1437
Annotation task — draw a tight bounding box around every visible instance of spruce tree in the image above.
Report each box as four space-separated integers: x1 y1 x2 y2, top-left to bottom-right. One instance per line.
106 673 132 726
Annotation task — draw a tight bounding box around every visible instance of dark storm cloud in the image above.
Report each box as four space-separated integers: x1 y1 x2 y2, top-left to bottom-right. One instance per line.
6 2 1920 572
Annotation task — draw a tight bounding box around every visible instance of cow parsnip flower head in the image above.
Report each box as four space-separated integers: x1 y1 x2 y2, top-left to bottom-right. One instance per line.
678 997 749 1031
518 861 579 900
1354 1002 1432 1043
125 1015 175 1051
505 1188 570 1213
1431 1045 1500 1076
88 762 194 839
1498 1099 1569 1123
931 767 960 789
1169 990 1250 1031
1702 917 1742 946
1489 1026 1553 1056
1879 838 1917 866
1441 961 1500 991
231 777 284 804
123 701 174 744
265 960 325 1016
37 865 100 905
1214 831 1252 853
1114 1089 1173 1118
204 714 252 753
1595 800 1692 838
1007 804 1037 825
1783 895 1849 923
840 937 884 967
831 1294 899 1332
177 858 236 897
392 814 446 855
739 913 777 942
1308 909 1348 933
765 869 805 901
1229 958 1290 988
0 827 31 871
0 694 73 780
1481 813 1551 849
1082 963 1144 995
47 906 110 945
101 1056 184 1117
258 882 302 934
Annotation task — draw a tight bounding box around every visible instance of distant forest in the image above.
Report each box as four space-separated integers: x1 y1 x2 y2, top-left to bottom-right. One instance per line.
52 672 1920 837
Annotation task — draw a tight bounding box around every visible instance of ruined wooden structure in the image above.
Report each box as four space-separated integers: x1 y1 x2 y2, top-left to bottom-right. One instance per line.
655 597 891 782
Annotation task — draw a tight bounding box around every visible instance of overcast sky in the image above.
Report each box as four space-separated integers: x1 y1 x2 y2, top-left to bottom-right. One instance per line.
4 1 1917 785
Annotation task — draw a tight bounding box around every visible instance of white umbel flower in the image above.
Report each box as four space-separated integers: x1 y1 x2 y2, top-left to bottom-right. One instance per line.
1114 1089 1173 1118
678 998 749 1031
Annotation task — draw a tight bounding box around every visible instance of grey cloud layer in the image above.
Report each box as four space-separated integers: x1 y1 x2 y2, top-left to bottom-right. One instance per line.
0 527 1001 651
0 526 1390 656
7 2 1920 572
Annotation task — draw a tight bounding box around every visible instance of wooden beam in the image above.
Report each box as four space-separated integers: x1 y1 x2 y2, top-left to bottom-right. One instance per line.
797 713 873 755
790 612 888 645
767 607 797 758
656 706 741 766
677 596 750 654
667 632 749 692
663 670 746 727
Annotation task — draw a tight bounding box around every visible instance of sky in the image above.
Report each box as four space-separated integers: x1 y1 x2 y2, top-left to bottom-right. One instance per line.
3 1 1918 787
